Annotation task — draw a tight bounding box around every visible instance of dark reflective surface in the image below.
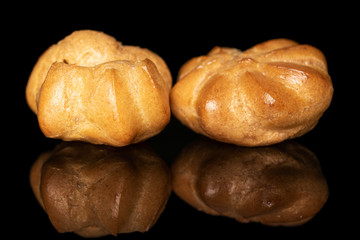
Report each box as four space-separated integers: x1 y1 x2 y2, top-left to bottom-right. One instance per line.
30 141 171 238
8 10 353 239
21 122 341 239
171 137 328 226
26 133 334 239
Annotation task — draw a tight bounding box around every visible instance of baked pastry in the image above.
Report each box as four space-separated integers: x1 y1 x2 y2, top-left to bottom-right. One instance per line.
170 39 333 146
30 141 171 237
26 30 172 146
171 137 329 226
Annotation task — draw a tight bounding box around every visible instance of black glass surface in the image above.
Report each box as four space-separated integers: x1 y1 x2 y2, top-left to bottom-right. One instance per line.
6 8 354 239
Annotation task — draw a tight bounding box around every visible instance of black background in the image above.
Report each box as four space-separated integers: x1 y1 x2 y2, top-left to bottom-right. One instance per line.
4 3 356 239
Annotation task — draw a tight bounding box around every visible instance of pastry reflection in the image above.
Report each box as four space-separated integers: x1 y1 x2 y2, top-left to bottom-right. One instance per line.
29 141 171 238
171 137 328 226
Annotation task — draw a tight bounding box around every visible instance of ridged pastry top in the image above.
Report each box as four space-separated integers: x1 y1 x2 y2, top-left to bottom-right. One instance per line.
171 39 333 146
26 30 172 113
25 30 172 146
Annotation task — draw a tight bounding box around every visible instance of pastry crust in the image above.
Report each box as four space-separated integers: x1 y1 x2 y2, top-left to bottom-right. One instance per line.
26 30 172 146
30 141 171 237
170 39 333 146
171 137 329 226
